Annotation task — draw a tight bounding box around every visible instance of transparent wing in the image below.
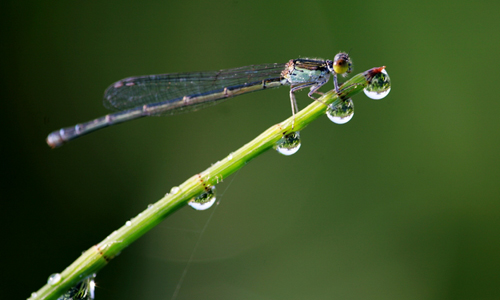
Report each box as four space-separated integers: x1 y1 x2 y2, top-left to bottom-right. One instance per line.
103 63 287 112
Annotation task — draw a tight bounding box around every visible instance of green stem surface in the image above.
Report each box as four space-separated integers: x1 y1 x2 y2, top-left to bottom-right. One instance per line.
28 66 384 300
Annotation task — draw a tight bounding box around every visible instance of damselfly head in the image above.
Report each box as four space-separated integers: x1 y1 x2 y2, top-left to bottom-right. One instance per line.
333 52 352 77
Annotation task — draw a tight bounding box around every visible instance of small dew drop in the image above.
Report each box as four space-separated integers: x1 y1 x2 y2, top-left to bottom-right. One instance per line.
188 186 217 211
326 98 354 124
31 292 37 298
107 230 118 239
148 204 154 209
47 273 61 285
125 221 132 226
228 152 234 160
170 186 180 194
364 68 391 100
274 131 301 156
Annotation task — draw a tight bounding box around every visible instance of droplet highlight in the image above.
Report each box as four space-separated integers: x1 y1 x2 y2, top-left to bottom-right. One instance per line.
364 68 391 100
326 98 354 124
188 186 216 210
125 221 131 226
274 131 301 156
47 273 62 285
170 186 180 194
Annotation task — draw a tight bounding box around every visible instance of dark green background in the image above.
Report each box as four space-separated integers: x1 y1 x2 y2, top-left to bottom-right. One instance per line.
3 0 500 299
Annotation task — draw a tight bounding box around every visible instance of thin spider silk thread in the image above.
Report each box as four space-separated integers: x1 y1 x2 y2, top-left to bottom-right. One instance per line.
170 170 240 300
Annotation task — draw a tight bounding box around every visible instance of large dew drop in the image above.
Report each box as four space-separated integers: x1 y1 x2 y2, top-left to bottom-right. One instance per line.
57 274 96 300
326 98 354 124
364 68 391 100
274 131 301 156
188 186 217 211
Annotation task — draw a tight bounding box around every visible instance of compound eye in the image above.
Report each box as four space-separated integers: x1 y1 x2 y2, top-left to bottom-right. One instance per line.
333 52 352 75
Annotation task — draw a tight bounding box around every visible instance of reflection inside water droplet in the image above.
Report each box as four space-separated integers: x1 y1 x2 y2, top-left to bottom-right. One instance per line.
326 98 354 124
57 274 96 300
188 186 217 210
364 68 391 99
274 131 301 156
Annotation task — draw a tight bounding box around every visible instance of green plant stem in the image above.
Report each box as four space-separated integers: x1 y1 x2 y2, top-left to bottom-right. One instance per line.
28 66 384 300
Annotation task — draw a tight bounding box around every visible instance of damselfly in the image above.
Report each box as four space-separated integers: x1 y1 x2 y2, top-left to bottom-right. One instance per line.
46 52 352 148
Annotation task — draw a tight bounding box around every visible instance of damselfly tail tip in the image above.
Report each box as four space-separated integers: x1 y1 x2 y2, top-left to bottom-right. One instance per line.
46 131 64 149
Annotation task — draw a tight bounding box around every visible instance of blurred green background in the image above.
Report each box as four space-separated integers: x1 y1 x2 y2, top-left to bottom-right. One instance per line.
3 0 500 299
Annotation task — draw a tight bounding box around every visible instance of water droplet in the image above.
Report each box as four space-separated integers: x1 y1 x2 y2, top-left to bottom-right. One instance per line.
148 204 154 209
31 292 37 298
274 132 301 156
88 277 96 300
364 68 391 100
188 186 216 210
170 186 180 194
228 152 234 160
57 274 96 300
125 221 131 226
47 273 61 285
106 230 118 240
326 98 354 124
